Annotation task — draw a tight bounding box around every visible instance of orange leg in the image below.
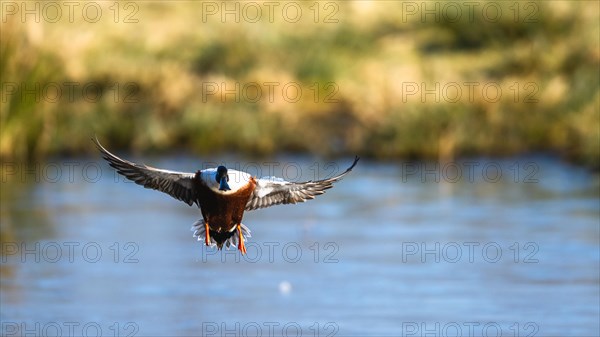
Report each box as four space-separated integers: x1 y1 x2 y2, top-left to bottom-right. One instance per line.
237 224 247 255
204 221 211 246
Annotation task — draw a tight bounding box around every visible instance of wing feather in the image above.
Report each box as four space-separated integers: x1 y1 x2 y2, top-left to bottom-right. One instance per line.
93 137 199 206
245 156 359 211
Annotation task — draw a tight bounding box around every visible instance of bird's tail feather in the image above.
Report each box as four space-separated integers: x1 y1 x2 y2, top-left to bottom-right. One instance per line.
191 219 251 250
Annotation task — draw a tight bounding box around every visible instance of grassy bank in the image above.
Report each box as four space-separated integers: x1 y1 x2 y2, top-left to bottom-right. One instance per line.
1 1 598 168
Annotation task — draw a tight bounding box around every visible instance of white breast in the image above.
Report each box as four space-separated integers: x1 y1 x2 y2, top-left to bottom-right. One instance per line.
201 168 253 194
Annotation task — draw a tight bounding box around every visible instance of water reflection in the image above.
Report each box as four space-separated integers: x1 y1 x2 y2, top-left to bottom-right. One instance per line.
1 156 598 336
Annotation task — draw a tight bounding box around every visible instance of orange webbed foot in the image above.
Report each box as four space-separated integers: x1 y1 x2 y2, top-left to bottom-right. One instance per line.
204 221 211 246
237 224 247 255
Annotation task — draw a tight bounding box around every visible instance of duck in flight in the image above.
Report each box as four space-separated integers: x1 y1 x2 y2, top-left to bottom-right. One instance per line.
93 138 359 254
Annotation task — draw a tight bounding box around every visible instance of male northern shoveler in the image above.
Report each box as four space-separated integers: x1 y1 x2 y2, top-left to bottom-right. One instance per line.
93 138 359 255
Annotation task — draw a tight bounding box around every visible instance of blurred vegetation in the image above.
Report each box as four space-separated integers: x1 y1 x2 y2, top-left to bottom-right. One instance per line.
0 1 598 168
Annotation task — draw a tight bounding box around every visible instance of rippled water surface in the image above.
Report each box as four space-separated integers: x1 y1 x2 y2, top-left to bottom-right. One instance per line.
1 156 599 336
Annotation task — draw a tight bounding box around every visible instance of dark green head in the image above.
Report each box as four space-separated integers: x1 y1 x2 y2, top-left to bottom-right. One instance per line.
216 166 230 191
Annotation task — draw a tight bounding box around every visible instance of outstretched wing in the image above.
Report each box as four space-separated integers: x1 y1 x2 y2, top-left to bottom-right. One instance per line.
93 137 199 206
245 156 359 211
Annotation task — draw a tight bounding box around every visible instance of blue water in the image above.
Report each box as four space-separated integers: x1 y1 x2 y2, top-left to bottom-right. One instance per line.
1 155 598 336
